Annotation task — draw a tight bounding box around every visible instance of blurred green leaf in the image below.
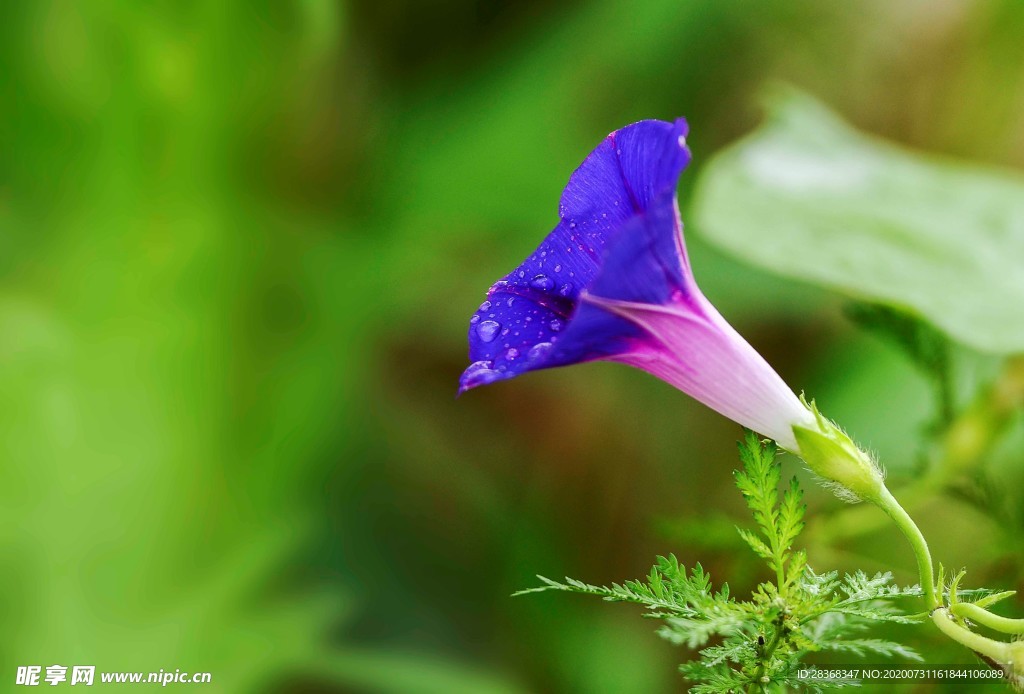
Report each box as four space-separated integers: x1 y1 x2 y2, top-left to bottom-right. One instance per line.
844 302 954 427
693 89 1024 354
311 650 528 694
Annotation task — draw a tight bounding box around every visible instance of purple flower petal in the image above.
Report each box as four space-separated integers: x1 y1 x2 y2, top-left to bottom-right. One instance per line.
460 119 690 391
459 117 815 450
592 294 814 451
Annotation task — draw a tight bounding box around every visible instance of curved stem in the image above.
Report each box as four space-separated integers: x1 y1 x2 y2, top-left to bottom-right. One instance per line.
808 356 1024 548
931 608 1010 662
872 485 937 609
951 602 1024 635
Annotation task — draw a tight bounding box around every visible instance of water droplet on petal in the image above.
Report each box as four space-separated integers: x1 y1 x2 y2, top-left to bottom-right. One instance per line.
464 360 493 375
554 264 562 272
461 360 500 388
569 221 577 229
559 283 573 296
479 300 491 311
549 319 563 332
531 274 554 290
477 320 501 342
507 297 515 307
470 315 480 324
506 347 520 360
528 342 553 360
518 270 525 278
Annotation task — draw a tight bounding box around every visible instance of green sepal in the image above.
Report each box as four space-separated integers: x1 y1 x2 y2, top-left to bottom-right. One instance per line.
792 400 884 502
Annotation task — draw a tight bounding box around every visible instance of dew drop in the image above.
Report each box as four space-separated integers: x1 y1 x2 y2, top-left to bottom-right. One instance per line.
479 300 491 311
528 342 553 360
518 270 525 279
461 360 500 388
559 283 573 296
506 347 520 360
569 222 577 229
464 360 493 376
554 264 562 273
507 297 515 307
549 318 563 332
470 315 480 324
531 274 554 290
477 320 501 342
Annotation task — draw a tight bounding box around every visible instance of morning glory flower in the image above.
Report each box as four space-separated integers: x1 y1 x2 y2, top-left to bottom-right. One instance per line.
459 118 820 453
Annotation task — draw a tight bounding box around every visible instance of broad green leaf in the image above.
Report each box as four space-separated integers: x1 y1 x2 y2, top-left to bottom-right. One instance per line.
692 89 1024 353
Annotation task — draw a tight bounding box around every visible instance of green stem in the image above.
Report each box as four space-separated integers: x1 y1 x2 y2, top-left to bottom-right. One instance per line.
773 555 786 599
872 485 937 609
951 602 1024 635
931 608 1011 662
747 614 786 694
807 356 1024 548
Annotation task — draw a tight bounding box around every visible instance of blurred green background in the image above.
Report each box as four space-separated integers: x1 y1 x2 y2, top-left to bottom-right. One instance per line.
1 1 1023 691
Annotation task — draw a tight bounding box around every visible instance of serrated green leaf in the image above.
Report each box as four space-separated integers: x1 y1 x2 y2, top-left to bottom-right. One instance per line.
829 607 924 625
778 477 806 552
649 566 664 599
737 527 773 559
820 638 922 661
693 87 1024 353
519 436 932 690
786 550 807 588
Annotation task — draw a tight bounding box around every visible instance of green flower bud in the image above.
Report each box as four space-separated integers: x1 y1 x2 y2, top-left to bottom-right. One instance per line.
792 400 884 503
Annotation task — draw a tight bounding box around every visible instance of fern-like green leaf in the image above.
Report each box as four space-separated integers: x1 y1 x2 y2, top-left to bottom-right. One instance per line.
515 434 958 692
